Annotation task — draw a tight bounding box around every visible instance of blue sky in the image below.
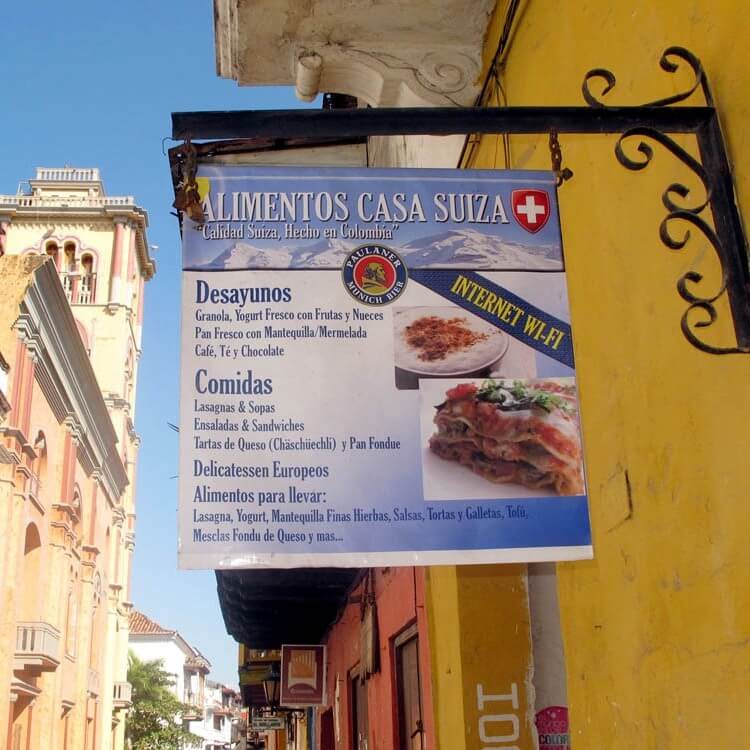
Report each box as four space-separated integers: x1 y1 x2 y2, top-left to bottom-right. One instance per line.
0 1 312 685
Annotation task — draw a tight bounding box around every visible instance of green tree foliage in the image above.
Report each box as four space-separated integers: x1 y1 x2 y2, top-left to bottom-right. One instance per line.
126 651 202 749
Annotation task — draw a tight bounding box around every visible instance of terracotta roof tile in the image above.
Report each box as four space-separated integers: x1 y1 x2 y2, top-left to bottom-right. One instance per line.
130 611 212 671
129 610 176 636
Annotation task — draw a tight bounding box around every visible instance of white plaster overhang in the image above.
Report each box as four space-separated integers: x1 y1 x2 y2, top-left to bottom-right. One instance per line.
214 0 496 106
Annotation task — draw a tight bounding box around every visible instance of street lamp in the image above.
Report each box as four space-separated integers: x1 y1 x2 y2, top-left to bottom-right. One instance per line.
262 663 280 710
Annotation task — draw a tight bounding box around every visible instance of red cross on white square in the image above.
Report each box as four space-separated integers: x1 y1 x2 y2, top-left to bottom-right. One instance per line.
511 189 551 233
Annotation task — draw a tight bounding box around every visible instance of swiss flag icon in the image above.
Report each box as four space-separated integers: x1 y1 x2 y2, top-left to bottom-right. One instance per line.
511 189 551 233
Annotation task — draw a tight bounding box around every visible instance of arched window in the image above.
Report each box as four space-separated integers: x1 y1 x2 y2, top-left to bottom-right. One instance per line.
123 344 134 402
71 486 82 545
88 484 98 546
90 574 103 669
63 242 76 273
114 528 122 583
55 240 75 300
20 524 42 621
65 566 79 657
79 253 96 303
45 241 59 269
104 527 111 585
33 431 47 474
31 431 47 504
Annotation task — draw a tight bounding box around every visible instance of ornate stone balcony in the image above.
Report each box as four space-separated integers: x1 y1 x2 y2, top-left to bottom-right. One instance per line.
60 272 96 305
14 622 61 671
113 681 133 708
183 691 204 720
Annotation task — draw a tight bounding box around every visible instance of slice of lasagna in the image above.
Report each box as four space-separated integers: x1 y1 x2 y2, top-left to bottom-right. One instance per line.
429 379 584 495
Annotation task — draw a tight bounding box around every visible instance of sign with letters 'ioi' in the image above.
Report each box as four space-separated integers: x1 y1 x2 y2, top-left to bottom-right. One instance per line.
178 165 592 569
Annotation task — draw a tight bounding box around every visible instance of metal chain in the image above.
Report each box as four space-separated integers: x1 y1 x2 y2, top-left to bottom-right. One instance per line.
549 128 573 186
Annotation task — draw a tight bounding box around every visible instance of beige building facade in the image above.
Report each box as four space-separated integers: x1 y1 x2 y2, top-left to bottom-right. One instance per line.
0 168 155 749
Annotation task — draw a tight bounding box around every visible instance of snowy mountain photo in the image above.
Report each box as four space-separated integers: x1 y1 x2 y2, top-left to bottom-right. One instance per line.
191 228 562 271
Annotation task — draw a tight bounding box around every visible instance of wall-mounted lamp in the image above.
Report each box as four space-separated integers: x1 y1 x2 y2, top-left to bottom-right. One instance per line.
262 663 281 710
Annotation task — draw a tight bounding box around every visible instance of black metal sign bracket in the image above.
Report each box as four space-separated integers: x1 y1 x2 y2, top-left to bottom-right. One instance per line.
171 47 750 355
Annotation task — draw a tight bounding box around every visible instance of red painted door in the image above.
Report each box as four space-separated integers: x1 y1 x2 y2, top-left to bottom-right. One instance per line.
397 635 424 750
320 708 335 750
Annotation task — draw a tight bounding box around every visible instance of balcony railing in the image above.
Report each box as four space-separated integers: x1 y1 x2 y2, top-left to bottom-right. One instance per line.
36 167 100 182
0 194 135 209
183 691 204 720
113 681 133 708
87 668 100 696
61 272 74 300
184 689 204 708
78 273 95 304
60 272 96 304
15 622 61 671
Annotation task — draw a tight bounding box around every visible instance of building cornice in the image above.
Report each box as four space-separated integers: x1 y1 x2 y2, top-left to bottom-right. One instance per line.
0 196 156 280
16 259 129 500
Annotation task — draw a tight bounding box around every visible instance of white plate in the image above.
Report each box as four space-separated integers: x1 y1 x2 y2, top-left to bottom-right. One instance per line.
393 306 509 376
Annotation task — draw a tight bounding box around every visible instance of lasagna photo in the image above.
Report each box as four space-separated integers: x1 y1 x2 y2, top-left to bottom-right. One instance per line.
421 378 585 500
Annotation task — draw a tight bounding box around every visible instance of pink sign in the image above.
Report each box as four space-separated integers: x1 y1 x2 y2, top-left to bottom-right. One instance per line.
535 706 569 749
280 644 327 707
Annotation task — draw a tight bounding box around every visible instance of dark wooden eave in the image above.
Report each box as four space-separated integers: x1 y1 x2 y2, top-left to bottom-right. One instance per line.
216 568 362 649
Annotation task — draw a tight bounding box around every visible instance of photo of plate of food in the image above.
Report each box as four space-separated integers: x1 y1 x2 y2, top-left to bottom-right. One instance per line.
393 306 509 389
419 377 585 501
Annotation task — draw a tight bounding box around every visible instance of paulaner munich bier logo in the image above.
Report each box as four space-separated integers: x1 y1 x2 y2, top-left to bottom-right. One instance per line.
342 244 408 305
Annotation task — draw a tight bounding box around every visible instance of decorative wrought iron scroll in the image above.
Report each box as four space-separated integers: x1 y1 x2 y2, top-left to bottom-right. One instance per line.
582 47 750 354
170 46 750 355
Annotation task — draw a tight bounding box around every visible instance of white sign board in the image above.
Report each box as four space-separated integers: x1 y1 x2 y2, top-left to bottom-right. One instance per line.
178 166 592 568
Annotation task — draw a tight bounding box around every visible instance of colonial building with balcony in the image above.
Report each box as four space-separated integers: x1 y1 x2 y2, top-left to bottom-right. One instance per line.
199 680 243 750
129 609 241 749
0 167 154 750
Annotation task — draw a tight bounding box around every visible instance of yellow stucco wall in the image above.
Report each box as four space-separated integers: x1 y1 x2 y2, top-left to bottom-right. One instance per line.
467 2 750 747
426 565 536 749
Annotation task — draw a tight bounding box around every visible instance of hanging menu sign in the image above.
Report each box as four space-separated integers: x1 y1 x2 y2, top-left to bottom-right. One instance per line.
178 165 592 568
